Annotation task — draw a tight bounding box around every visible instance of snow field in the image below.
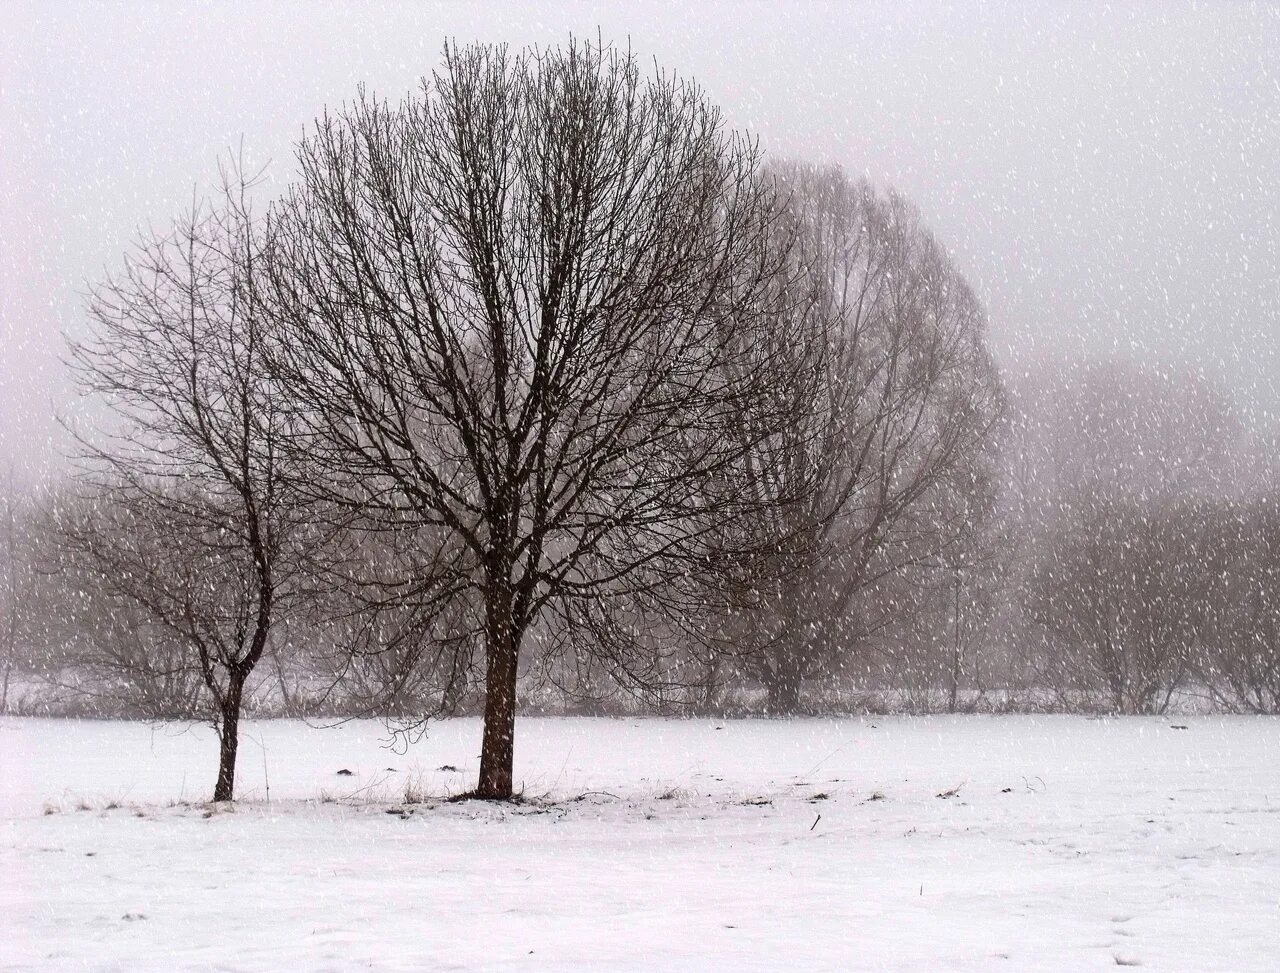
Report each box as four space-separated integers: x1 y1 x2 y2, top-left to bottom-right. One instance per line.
1 715 1277 971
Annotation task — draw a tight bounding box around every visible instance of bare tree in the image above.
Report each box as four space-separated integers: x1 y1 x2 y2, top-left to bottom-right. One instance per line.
710 164 1004 713
37 489 217 719
1002 359 1246 710
308 521 481 718
1199 495 1280 713
67 161 309 801
1024 496 1204 714
865 464 1006 713
263 39 792 799
0 474 29 711
1002 358 1242 535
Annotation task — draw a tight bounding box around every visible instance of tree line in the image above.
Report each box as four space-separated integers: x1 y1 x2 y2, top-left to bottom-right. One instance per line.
0 39 1275 801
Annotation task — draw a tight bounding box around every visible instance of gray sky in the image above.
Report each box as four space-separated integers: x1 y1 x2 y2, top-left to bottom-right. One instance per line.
3 1 1277 484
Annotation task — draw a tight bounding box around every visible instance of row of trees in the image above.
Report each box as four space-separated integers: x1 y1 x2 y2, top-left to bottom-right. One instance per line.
1 39 1273 802
14 39 1003 802
7 463 1277 722
1022 495 1280 715
1007 359 1279 716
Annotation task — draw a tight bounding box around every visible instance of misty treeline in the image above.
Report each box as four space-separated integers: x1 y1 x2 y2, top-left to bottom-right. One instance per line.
0 39 1276 799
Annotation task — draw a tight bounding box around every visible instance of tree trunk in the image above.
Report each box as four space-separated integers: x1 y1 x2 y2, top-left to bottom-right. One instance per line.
476 575 520 800
765 635 805 715
764 592 807 715
766 667 802 715
698 654 721 716
213 677 245 802
948 571 963 714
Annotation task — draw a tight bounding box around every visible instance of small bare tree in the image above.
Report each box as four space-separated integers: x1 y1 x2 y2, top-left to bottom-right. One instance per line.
67 161 309 801
1199 495 1280 713
0 475 29 711
264 39 792 798
1024 496 1204 714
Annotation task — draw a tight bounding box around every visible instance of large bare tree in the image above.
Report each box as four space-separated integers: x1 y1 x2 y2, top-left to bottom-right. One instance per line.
263 39 792 799
712 164 1004 712
67 163 308 801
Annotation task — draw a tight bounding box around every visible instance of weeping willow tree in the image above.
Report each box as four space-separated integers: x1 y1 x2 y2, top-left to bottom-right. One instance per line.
712 163 1005 713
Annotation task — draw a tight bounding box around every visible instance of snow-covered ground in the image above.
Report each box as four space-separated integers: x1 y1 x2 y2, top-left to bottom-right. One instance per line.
1 715 1277 971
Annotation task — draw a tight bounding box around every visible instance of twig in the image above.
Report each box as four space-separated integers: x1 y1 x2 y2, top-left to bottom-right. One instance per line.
800 745 847 781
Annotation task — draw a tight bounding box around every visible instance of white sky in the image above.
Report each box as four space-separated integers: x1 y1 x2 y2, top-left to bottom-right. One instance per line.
3 1 1277 483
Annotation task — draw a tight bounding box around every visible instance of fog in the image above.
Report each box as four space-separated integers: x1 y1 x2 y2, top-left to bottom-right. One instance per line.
6 13 1280 964
2 2 1278 486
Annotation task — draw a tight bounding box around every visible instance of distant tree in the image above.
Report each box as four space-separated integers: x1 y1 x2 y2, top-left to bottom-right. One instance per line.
1003 358 1242 527
264 40 792 798
711 163 1004 713
1003 359 1246 710
0 478 31 711
872 467 1007 713
67 162 311 801
1198 495 1280 713
38 489 217 719
309 521 480 719
1024 497 1204 714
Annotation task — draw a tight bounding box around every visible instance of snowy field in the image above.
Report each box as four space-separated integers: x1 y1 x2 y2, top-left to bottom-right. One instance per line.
2 716 1278 972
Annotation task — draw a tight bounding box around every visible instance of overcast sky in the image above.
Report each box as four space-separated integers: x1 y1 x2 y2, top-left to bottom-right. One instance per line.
3 1 1277 484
